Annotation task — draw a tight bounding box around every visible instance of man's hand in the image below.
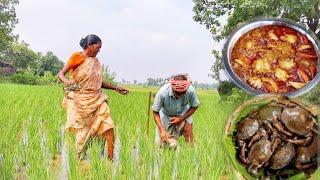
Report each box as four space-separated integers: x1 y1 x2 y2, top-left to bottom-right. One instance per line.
116 87 129 95
169 116 184 125
160 128 170 143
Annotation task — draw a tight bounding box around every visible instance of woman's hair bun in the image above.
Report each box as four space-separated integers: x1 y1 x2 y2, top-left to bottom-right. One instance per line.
79 38 86 48
79 34 101 49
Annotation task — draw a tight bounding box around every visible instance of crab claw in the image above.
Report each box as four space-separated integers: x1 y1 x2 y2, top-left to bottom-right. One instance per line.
288 81 307 89
248 77 263 89
297 68 310 82
268 30 279 41
261 77 278 93
297 33 309 44
280 34 297 44
239 142 248 165
287 136 313 146
297 44 312 51
234 58 250 69
297 52 317 60
309 65 317 78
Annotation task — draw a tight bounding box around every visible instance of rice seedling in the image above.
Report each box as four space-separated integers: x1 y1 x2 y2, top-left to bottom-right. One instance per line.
0 83 256 179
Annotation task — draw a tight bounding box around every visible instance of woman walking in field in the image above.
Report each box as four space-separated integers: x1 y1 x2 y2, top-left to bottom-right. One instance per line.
58 34 128 160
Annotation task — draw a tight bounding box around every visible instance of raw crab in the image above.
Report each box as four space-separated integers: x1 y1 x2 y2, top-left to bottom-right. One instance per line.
269 142 295 170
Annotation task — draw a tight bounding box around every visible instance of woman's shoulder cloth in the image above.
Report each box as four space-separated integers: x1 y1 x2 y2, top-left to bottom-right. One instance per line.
67 52 85 69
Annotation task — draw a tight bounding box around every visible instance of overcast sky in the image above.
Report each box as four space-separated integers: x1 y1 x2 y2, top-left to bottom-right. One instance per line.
14 0 224 83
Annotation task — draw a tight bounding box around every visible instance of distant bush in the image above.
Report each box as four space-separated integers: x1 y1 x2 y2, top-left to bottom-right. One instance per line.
218 81 236 96
218 81 237 101
8 71 60 85
10 72 41 85
218 80 252 103
226 87 252 104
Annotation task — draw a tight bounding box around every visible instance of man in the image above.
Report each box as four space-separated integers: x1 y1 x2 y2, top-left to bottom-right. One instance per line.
152 74 200 147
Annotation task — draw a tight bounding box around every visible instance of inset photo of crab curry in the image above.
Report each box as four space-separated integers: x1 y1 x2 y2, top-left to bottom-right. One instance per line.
230 25 318 93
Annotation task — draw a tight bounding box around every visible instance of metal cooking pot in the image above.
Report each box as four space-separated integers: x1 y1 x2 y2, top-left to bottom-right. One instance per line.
223 17 320 97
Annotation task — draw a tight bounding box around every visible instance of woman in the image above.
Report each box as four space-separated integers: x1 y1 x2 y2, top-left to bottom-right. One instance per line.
58 34 128 160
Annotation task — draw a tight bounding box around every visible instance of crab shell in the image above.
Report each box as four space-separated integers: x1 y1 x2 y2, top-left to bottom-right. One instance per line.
269 142 295 170
248 138 273 169
257 105 282 123
281 106 314 136
236 117 259 140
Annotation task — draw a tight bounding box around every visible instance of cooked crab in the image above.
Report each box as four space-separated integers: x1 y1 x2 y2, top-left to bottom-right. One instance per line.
231 25 318 93
252 59 271 74
261 77 278 93
248 77 263 89
234 58 250 69
297 44 312 51
275 68 289 81
297 68 310 82
278 58 296 70
268 30 279 41
288 81 307 89
280 34 298 44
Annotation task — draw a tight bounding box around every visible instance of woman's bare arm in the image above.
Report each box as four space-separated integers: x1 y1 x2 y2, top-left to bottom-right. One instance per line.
58 63 71 84
102 80 117 90
102 80 129 95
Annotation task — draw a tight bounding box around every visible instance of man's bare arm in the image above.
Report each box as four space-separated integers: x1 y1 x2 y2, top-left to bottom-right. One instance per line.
180 107 198 121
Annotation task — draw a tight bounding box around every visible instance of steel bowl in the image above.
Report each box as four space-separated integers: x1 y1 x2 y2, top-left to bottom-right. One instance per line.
223 17 320 97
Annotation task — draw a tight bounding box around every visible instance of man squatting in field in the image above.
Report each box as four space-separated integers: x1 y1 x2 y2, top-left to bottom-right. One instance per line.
152 74 200 147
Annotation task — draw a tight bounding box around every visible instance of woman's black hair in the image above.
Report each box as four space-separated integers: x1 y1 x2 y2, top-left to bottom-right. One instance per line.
79 34 102 49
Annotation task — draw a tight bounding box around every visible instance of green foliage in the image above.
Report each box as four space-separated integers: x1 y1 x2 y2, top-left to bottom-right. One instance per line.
302 83 320 106
193 0 320 81
217 80 236 96
103 65 116 83
3 41 38 71
2 42 64 77
226 87 252 104
218 81 252 103
209 49 224 81
10 72 41 85
9 71 60 85
0 0 19 55
37 51 64 76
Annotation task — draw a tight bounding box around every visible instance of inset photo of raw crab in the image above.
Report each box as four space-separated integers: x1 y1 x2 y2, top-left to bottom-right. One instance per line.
223 95 319 179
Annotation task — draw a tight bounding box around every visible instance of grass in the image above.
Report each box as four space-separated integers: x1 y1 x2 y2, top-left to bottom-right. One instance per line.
1 83 303 179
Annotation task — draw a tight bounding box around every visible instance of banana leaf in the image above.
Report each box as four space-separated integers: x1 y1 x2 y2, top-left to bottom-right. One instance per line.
222 95 319 180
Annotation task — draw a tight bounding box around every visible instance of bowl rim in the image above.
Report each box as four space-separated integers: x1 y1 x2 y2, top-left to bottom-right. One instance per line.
223 17 320 97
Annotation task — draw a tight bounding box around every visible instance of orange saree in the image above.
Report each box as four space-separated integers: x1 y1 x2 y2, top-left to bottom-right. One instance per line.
62 55 114 156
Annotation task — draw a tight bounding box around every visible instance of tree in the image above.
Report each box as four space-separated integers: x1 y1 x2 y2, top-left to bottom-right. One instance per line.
4 41 38 72
0 0 19 56
37 51 64 76
193 0 320 81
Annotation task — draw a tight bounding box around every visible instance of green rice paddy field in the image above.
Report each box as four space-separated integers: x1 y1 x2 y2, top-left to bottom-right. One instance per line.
0 83 318 179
